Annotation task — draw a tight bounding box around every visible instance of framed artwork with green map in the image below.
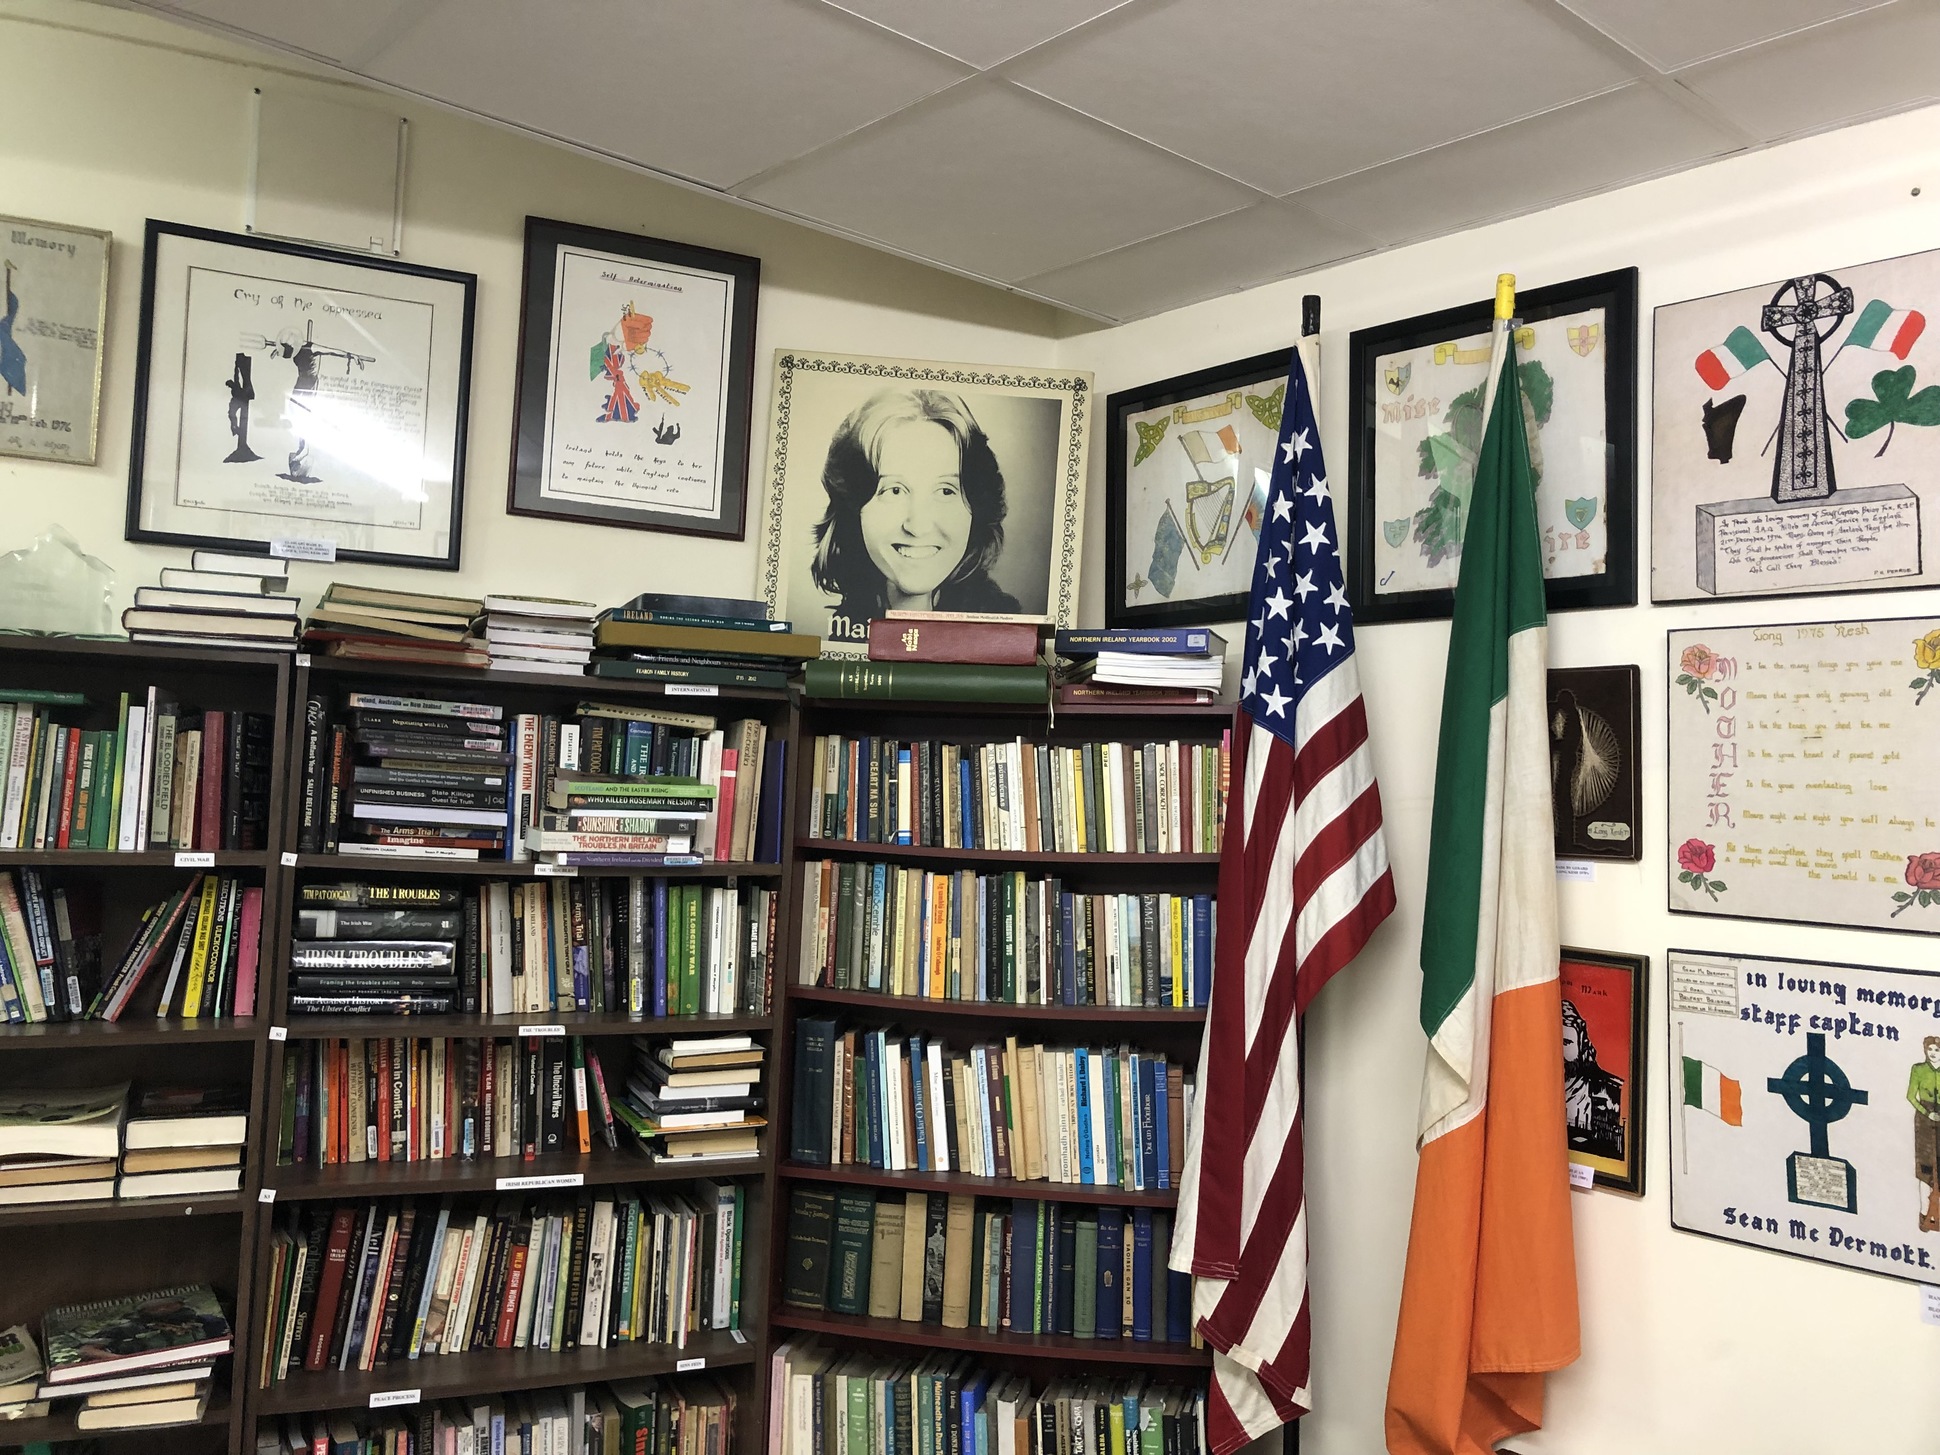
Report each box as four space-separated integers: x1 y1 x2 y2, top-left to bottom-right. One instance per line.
1345 269 1637 624
1105 347 1292 628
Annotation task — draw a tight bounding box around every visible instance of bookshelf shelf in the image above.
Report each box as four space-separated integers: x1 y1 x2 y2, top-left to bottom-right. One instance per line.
267 1150 767 1200
253 1329 760 1416
303 653 793 706
274 1009 774 1039
0 1192 252 1228
0 850 274 869
799 697 1228 722
778 1161 1178 1207
793 839 1219 870
289 852 783 880
0 1016 264 1046
769 1308 1211 1366
787 985 1206 1026
0 1393 234 1446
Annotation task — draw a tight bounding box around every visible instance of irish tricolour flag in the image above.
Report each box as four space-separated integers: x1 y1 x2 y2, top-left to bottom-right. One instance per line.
1694 326 1772 390
1682 1056 1743 1125
1847 298 1926 358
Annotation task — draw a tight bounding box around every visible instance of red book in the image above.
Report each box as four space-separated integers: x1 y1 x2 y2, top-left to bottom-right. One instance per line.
54 726 80 849
868 616 1040 665
196 711 226 851
376 1039 392 1162
494 1223 531 1348
713 748 738 862
305 1206 360 1370
481 1043 497 1156
232 886 262 1017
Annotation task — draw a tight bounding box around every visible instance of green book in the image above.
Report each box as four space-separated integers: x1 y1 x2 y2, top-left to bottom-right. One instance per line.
0 689 85 705
728 1183 744 1328
845 1363 870 1455
802 659 1048 705
1073 1213 1098 1339
828 1190 875 1315
666 883 684 1012
680 886 702 1016
1104 1056 1123 1189
834 863 856 991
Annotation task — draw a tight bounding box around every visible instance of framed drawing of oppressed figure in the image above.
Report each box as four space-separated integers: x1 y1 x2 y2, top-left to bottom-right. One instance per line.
1561 947 1647 1195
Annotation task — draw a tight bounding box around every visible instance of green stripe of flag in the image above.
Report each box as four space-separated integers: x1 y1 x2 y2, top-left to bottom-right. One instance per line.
1847 299 1892 349
1682 1054 1703 1109
1721 326 1769 372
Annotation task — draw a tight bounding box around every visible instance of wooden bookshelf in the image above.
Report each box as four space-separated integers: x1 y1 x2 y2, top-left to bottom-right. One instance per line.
770 1307 1213 1366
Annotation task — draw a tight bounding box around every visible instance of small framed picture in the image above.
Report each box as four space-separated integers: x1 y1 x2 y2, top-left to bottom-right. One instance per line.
0 215 111 466
1103 348 1289 628
1346 268 1638 624
1561 947 1648 1195
127 220 475 570
1547 663 1642 862
507 217 760 540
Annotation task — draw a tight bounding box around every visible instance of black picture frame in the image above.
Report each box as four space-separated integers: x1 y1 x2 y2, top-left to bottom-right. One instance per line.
507 216 760 541
1548 663 1643 863
1561 946 1649 1196
1346 268 1638 624
1104 347 1290 629
126 219 475 571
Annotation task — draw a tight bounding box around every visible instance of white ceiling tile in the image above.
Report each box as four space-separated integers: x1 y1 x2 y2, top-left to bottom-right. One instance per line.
129 0 420 61
363 0 969 189
1677 4 1940 140
1017 200 1369 322
1555 0 1893 72
1292 84 1738 246
1006 0 1637 196
819 0 1130 67
738 78 1262 282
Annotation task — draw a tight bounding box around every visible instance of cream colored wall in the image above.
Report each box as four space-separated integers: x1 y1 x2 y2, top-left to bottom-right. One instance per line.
1059 106 1940 1455
0 0 1063 614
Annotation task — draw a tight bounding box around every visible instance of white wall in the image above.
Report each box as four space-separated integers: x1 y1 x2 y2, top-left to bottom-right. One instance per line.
1060 107 1940 1455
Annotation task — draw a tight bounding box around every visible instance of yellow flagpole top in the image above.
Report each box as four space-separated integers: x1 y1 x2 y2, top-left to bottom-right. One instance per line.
1494 273 1517 321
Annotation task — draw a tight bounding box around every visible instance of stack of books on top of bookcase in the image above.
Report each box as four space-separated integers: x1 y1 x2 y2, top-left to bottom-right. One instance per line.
304 583 487 668
1054 628 1226 706
123 550 300 651
38 1283 232 1432
481 594 599 676
593 592 821 692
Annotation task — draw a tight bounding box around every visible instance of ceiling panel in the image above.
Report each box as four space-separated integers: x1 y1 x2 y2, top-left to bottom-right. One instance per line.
1556 0 1893 72
1677 3 1940 140
818 0 1131 67
1292 84 1739 247
1005 0 1638 197
1016 199 1369 321
738 78 1263 282
362 0 969 188
135 0 421 62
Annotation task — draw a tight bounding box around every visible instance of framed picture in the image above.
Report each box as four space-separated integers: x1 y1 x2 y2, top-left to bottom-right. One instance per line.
1651 245 1940 603
1103 347 1290 628
1346 268 1637 624
1562 946 1648 1195
126 220 475 571
757 350 1092 656
1547 663 1641 862
507 216 760 540
1 216 110 466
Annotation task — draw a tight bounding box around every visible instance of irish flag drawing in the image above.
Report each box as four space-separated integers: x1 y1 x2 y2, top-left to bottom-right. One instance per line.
1846 299 1926 358
1682 1056 1743 1125
1694 327 1772 390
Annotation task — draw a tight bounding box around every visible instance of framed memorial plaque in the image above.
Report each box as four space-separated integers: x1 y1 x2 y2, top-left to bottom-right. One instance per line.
1547 664 1642 862
0 215 110 466
1562 947 1648 1195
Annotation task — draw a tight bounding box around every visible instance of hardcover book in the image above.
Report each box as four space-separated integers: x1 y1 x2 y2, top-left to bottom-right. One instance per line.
42 1285 231 1382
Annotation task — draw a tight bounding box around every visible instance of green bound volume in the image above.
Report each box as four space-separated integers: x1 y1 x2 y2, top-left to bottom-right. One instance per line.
1072 1213 1099 1339
828 1190 876 1315
802 660 1048 705
782 1187 837 1309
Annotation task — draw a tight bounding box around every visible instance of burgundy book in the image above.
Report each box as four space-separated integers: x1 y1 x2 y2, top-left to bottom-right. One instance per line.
868 616 1041 666
196 711 226 851
304 1205 360 1370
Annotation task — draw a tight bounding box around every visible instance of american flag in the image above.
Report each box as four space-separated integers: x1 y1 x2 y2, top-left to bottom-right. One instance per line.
1173 342 1396 1453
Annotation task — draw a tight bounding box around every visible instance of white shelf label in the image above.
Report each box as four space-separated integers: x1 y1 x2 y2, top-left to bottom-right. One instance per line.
271 535 338 563
268 1025 288 1042
1568 1162 1595 1190
666 684 719 697
1555 860 1596 882
258 1187 277 1203
1922 1287 1940 1325
369 1388 420 1410
174 851 215 868
535 862 578 877
496 1173 584 1191
676 1357 706 1372
281 851 299 867
519 1024 566 1038
728 1329 748 1344
294 653 312 669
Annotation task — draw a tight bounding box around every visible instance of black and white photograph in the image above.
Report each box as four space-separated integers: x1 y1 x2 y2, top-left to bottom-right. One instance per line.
126 220 476 570
757 350 1091 654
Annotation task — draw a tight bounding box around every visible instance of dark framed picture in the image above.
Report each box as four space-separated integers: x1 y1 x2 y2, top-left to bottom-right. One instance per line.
507 216 759 540
1346 268 1638 623
127 219 475 570
1562 946 1648 1195
1103 347 1290 628
1548 663 1642 862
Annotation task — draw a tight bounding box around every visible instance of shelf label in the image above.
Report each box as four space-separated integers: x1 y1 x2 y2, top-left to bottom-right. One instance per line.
174 851 215 868
728 1329 748 1344
269 1026 288 1042
496 1173 584 1191
1568 1162 1595 1191
535 862 578 877
1922 1287 1940 1325
666 684 719 697
271 535 338 563
281 851 299 867
676 1357 706 1372
294 653 312 669
258 1187 277 1203
369 1388 420 1410
519 1024 566 1038
1556 859 1596 883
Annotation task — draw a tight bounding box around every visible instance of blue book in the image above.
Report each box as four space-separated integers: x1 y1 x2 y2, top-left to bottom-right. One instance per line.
1073 1047 1094 1185
1102 1054 1122 1189
755 740 788 862
865 1031 886 1167
1053 627 1224 657
1096 1206 1125 1339
1009 1197 1037 1332
867 863 888 992
897 747 913 844
503 715 522 861
909 1034 930 1172
1129 1207 1154 1341
651 879 669 1016
1059 892 1077 1006
1153 1058 1171 1191
1166 1259 1192 1343
1191 895 1213 1007
958 1372 991 1455
1136 1054 1159 1192
959 759 974 846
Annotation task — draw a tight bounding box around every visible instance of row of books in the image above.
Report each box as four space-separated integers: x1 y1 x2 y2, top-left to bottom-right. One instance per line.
0 690 270 853
257 1377 737 1455
614 1035 766 1164
0 1082 248 1206
790 1021 1189 1192
805 734 1229 856
123 547 299 649
774 1340 1207 1455
782 1188 1196 1345
0 1284 231 1431
799 863 1215 1010
0 867 96 1023
291 878 777 1018
259 1182 747 1384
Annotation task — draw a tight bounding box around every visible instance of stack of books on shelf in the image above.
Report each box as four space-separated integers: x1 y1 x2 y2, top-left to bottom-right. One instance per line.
592 591 821 691
0 1323 44 1422
38 1283 231 1431
66 871 263 1022
304 583 487 668
0 687 272 855
774 1338 1205 1455
119 1086 248 1199
781 1186 1196 1343
482 594 599 676
790 1021 1191 1190
799 611 1050 704
257 1378 736 1455
1053 628 1226 705
0 1082 124 1206
258 1184 746 1383
122 549 300 650
279 1034 621 1165
614 1034 764 1163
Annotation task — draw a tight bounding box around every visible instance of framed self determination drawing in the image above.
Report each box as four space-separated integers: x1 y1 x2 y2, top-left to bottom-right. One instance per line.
0 215 110 466
1562 947 1648 1195
1104 346 1289 628
127 220 475 570
1346 268 1637 624
1547 664 1642 862
1652 245 1940 604
508 217 760 540
758 350 1092 657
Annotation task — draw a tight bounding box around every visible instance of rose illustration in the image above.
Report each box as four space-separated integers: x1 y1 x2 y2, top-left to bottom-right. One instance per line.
1913 630 1940 705
1676 838 1727 900
1676 644 1722 715
1896 851 1940 917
